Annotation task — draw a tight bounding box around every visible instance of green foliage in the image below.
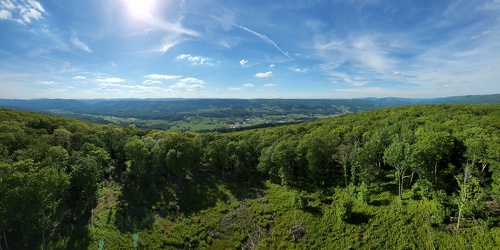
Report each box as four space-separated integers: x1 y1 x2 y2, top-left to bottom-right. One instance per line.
1 104 500 249
410 178 433 200
292 190 308 209
336 199 354 222
357 181 371 204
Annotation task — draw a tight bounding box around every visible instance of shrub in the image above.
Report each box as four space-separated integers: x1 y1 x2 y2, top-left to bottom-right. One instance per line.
336 199 353 222
293 190 308 209
357 182 371 204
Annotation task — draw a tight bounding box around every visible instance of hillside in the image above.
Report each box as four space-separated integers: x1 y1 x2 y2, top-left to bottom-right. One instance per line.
0 94 499 131
0 104 500 249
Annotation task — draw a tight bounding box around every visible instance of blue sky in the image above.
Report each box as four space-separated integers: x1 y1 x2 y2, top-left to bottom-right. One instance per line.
1 0 499 99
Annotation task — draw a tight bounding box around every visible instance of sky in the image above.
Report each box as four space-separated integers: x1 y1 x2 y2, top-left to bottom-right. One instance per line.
0 0 499 99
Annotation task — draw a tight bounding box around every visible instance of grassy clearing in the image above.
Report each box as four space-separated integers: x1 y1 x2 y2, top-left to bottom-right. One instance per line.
49 177 499 249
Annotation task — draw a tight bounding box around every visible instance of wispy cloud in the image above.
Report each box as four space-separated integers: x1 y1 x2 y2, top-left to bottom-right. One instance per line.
155 36 184 54
145 16 200 37
234 24 293 60
239 59 248 66
145 74 182 80
470 30 492 40
73 76 86 79
228 87 241 91
255 71 273 78
329 72 367 87
97 77 125 83
176 54 214 66
263 83 276 87
314 34 395 73
243 83 254 87
71 35 92 53
122 1 200 54
37 80 58 85
159 42 178 54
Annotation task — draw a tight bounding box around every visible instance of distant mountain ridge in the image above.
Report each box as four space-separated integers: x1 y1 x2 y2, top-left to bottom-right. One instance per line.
1 94 498 111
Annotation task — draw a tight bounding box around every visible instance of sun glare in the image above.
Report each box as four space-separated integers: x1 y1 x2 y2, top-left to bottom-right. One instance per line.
125 0 157 19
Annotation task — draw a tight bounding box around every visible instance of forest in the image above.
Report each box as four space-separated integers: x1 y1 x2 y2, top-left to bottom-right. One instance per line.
0 104 500 249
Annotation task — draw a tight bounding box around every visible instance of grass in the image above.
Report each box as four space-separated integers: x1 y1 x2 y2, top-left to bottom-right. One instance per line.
49 178 500 249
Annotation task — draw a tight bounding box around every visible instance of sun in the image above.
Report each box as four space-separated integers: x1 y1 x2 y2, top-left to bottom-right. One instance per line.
124 0 157 19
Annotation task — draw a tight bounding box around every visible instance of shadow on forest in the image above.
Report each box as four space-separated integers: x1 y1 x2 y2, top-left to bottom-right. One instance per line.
114 205 155 233
49 214 91 250
112 171 267 226
369 198 391 206
60 225 92 250
303 206 323 215
223 174 266 200
176 178 229 215
346 212 372 225
378 177 398 195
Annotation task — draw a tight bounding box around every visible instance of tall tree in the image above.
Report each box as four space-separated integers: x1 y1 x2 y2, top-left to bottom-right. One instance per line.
383 140 415 200
487 135 500 197
414 129 454 185
70 153 102 213
52 128 72 150
455 167 485 229
26 166 70 249
271 139 299 186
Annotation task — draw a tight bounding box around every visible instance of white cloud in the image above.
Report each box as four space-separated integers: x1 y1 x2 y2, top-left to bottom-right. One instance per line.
243 83 254 87
176 54 214 66
255 71 273 78
177 54 190 59
292 67 308 73
28 0 45 13
73 76 86 79
270 64 275 68
142 80 162 84
145 74 182 80
98 83 122 89
170 77 205 91
97 77 125 83
37 80 58 85
239 59 248 66
0 10 12 19
1 1 15 9
21 7 42 23
1 0 46 24
263 83 276 87
228 87 241 91
71 35 92 53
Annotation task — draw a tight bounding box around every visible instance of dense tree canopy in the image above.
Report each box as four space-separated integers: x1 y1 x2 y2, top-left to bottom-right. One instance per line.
0 104 499 249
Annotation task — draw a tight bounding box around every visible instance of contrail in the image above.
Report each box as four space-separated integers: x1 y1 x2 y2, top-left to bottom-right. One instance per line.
234 24 293 60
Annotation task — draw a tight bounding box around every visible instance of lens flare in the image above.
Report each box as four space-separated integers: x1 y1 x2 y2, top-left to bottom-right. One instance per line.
124 0 157 19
